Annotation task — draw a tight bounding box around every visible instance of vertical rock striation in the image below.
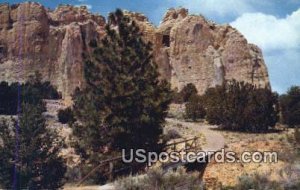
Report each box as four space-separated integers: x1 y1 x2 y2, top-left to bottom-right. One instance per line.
0 3 270 97
152 8 270 94
0 2 105 97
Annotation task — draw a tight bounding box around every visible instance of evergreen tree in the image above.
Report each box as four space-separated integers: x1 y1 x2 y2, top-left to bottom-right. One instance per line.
0 103 66 189
0 71 61 115
280 86 300 128
203 80 279 132
245 88 279 132
58 107 75 124
180 83 198 102
72 9 172 170
172 83 198 104
0 81 18 114
203 84 227 125
185 94 206 121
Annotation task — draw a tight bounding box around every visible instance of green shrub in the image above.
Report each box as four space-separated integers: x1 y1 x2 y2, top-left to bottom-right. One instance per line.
185 95 206 121
164 129 181 141
0 71 61 115
280 86 300 128
172 88 184 104
58 107 74 124
284 181 300 190
203 80 279 132
65 166 82 182
116 167 204 190
181 83 198 102
232 172 300 190
167 104 186 119
294 127 300 144
0 103 66 189
235 173 280 190
173 83 198 103
203 84 226 125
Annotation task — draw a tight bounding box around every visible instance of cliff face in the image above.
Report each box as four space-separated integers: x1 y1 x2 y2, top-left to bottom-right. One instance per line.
0 2 105 97
0 3 270 97
153 8 270 94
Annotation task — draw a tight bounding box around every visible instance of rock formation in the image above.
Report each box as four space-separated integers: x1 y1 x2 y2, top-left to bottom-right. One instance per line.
0 2 105 97
0 3 270 97
152 8 270 94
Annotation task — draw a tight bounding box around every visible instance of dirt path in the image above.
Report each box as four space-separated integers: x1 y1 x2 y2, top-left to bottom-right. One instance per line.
166 119 225 152
65 119 225 190
64 184 115 190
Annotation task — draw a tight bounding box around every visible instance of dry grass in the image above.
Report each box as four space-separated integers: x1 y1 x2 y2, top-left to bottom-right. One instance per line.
204 127 300 189
115 167 204 190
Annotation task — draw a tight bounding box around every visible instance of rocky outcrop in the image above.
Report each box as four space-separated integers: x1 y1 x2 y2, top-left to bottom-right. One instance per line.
151 8 270 94
0 3 270 97
0 2 105 97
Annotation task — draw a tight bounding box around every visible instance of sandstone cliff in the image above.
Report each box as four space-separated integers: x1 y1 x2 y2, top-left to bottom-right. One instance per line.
153 8 270 94
0 2 105 97
0 3 270 97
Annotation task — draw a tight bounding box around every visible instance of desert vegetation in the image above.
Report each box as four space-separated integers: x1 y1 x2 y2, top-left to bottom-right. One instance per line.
204 80 279 132
58 107 75 124
185 94 206 121
116 167 204 190
183 80 279 132
173 83 198 104
69 9 172 183
0 72 61 115
280 86 300 128
230 172 300 190
0 3 299 189
0 75 66 189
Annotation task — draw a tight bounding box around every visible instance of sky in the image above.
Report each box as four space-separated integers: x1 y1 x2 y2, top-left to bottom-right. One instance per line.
2 0 300 94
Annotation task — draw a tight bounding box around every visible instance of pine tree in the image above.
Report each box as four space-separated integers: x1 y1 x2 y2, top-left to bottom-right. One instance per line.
72 9 172 168
280 86 300 128
203 84 227 125
203 80 279 132
0 71 60 115
173 83 198 103
185 94 206 121
0 103 66 189
180 83 198 102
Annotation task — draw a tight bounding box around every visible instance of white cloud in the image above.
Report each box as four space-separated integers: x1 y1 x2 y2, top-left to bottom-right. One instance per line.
230 9 300 93
170 0 254 17
230 9 300 52
166 1 300 93
75 4 92 10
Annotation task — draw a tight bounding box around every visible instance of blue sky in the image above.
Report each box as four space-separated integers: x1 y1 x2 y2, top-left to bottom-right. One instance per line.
2 0 300 94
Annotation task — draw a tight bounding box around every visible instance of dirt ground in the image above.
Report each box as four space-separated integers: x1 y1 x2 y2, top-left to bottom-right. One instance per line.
141 117 300 189
44 101 299 189
203 127 300 188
